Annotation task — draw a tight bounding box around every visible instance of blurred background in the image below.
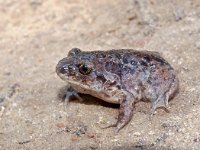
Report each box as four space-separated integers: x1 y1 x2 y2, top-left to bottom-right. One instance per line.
0 0 200 149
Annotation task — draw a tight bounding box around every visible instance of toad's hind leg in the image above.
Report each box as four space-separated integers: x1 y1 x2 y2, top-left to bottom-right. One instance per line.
151 75 179 115
103 93 134 132
116 98 134 132
150 94 170 115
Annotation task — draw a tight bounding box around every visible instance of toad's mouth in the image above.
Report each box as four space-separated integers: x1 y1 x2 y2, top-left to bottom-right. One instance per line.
57 73 87 86
66 79 90 89
56 72 70 81
64 79 103 96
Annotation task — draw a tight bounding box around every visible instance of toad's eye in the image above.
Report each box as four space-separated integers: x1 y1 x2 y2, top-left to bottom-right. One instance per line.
78 64 92 75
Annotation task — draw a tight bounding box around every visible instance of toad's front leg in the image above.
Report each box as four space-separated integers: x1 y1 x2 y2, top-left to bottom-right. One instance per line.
104 92 135 132
64 86 83 105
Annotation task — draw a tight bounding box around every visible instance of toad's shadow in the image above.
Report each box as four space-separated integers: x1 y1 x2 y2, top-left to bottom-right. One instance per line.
57 85 119 109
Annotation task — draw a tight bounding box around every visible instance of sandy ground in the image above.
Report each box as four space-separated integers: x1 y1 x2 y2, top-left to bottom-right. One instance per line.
0 0 200 149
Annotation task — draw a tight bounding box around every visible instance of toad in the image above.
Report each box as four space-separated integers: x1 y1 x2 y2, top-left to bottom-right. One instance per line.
56 48 179 132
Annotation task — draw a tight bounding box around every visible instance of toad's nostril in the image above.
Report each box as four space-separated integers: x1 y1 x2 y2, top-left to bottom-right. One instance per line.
59 65 68 74
68 65 74 71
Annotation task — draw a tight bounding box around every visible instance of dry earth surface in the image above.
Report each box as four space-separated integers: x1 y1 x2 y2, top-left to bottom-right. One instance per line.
0 0 200 149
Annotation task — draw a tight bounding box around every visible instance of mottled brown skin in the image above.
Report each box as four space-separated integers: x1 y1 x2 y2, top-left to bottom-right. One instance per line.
56 48 179 132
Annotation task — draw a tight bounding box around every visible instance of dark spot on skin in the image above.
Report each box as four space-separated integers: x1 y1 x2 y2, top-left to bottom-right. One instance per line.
122 67 129 73
114 53 122 59
123 54 138 66
140 60 148 67
108 52 122 60
123 53 131 64
105 62 122 76
122 66 135 74
118 63 123 68
96 53 106 58
96 74 107 83
76 64 82 68
153 56 168 65
108 55 113 59
147 79 152 84
143 55 151 62
116 85 121 89
131 60 137 65
105 61 113 71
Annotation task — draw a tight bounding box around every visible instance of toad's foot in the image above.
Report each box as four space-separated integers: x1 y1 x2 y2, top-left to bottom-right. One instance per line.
150 94 170 117
64 86 83 106
103 93 134 133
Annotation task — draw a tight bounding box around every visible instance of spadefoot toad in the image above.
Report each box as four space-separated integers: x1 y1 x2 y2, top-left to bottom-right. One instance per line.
56 48 179 132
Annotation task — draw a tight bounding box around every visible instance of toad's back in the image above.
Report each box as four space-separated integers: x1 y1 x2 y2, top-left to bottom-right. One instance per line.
78 49 177 100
